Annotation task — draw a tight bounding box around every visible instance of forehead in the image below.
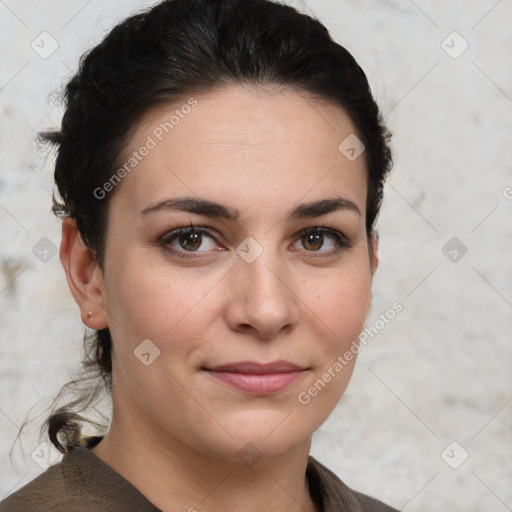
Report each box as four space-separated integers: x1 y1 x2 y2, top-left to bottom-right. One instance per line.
110 84 367 220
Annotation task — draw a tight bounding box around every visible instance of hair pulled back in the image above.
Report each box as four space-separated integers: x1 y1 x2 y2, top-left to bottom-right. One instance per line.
37 0 392 454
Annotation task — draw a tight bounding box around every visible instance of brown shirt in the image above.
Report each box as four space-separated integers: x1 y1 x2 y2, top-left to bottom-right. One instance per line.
0 442 399 512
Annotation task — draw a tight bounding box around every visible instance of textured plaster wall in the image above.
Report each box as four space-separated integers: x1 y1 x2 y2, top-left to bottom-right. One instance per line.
0 1 511 510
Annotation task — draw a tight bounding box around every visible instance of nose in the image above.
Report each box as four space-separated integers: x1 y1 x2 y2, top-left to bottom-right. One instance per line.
224 246 300 340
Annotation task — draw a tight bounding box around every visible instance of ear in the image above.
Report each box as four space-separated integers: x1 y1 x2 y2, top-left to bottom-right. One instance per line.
59 217 108 330
369 230 379 277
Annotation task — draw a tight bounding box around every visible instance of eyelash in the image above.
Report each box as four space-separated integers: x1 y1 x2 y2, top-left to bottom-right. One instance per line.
158 222 353 260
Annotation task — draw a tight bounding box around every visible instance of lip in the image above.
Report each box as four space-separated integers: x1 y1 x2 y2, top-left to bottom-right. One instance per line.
204 360 308 394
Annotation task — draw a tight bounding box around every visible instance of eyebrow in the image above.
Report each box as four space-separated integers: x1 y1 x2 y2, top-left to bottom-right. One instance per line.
139 195 361 221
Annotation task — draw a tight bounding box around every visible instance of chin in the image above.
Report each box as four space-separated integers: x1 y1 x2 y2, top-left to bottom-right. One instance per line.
199 409 316 463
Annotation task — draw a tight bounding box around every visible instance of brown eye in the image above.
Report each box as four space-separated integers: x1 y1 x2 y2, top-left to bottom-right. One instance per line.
160 225 220 259
293 227 352 257
177 232 203 251
302 233 324 251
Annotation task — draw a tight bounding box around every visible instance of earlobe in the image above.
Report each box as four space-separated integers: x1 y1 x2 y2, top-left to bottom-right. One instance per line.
59 217 108 330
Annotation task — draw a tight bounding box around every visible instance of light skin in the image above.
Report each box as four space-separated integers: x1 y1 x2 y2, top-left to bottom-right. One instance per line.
60 84 378 512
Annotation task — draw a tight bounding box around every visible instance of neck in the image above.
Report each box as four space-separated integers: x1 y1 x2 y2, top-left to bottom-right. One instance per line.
91 417 318 512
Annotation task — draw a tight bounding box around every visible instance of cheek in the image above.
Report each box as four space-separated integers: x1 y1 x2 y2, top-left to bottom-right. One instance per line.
103 254 222 403
296 269 370 417
106 253 221 342
304 264 372 341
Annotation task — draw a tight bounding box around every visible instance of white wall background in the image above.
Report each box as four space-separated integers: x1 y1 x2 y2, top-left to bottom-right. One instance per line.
1 1 511 510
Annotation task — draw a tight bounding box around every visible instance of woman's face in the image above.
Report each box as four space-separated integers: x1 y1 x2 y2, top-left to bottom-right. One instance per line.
96 84 377 459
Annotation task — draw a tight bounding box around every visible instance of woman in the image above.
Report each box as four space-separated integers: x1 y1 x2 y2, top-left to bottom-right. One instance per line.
0 0 397 510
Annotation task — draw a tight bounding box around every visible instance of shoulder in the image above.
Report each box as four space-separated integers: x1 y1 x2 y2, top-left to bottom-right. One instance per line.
0 445 159 512
351 489 401 512
307 455 400 512
0 456 78 512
